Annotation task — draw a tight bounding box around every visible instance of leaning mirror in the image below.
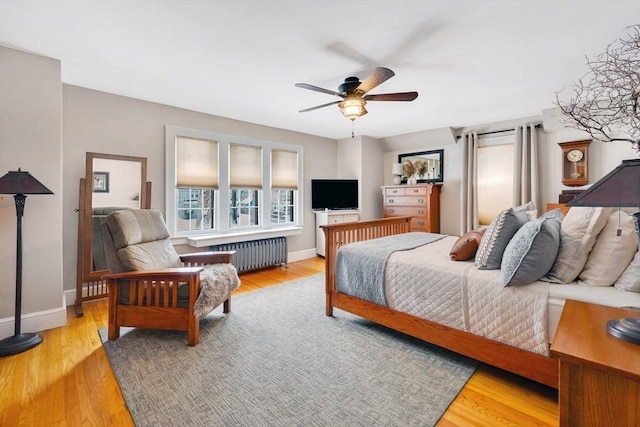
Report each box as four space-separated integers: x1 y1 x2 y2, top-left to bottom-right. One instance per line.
75 152 150 317
398 149 444 183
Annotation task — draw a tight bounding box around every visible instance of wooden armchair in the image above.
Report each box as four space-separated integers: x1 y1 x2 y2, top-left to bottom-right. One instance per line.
101 209 239 346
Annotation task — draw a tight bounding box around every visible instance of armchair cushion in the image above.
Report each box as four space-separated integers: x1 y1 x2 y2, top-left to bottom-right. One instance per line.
118 239 183 271
104 209 182 270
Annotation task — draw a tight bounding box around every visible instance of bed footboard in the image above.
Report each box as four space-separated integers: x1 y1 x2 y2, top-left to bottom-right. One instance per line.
320 216 411 316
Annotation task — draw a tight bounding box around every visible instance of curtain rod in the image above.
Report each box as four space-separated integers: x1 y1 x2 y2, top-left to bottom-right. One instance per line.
455 123 542 140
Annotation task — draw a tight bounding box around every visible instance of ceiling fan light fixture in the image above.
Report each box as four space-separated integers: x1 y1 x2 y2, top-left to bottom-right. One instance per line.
339 98 367 121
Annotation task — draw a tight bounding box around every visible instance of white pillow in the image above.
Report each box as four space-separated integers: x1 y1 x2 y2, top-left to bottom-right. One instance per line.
544 207 612 283
579 210 638 287
615 250 640 292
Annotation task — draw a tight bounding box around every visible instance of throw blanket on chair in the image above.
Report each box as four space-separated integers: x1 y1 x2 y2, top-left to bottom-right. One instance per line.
193 264 241 318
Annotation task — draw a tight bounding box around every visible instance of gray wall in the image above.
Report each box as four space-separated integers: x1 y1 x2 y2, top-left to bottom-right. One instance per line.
62 84 336 294
0 46 65 336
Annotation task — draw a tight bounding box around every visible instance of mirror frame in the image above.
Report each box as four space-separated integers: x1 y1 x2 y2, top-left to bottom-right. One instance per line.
397 149 444 183
75 152 150 317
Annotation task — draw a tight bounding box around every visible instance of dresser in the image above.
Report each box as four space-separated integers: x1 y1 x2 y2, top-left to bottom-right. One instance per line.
314 210 359 257
381 184 441 232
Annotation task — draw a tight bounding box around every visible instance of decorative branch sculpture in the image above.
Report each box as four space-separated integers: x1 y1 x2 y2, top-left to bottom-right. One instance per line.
555 25 640 153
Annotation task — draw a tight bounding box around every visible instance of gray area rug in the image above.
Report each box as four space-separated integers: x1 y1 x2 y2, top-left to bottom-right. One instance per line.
100 274 478 427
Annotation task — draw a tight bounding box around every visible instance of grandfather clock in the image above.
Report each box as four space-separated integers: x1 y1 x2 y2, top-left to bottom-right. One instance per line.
559 140 591 187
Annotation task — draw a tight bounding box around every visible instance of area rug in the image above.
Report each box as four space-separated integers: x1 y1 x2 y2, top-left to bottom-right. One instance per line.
100 274 478 427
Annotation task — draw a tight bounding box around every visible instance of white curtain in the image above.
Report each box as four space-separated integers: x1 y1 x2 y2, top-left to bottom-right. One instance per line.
459 131 479 234
513 124 540 211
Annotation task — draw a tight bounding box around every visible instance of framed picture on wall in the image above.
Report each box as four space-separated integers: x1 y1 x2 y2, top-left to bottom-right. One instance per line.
398 149 444 183
93 171 110 193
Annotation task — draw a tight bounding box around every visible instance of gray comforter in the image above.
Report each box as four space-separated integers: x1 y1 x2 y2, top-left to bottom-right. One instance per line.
335 232 446 305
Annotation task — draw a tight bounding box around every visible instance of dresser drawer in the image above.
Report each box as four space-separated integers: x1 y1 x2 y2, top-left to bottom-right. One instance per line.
384 206 428 217
385 196 427 207
410 217 432 231
325 214 358 224
341 214 359 223
385 187 407 196
384 186 428 197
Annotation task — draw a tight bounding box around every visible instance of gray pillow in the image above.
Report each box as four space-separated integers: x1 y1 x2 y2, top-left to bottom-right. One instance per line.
475 207 530 270
501 215 562 286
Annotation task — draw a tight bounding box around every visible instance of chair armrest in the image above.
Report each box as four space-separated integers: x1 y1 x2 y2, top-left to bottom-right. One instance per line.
101 266 204 281
180 251 236 265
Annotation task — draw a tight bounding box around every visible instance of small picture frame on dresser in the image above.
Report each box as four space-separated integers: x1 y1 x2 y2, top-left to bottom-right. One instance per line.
398 149 444 183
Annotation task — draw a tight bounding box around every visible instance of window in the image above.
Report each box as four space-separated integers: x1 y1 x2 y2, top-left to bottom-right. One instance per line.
477 135 514 225
229 189 259 227
165 126 303 241
271 189 294 224
175 136 218 232
177 188 214 232
270 149 297 225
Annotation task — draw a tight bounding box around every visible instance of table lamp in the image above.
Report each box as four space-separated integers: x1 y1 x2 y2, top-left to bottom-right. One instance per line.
568 158 640 345
392 163 403 185
0 169 53 357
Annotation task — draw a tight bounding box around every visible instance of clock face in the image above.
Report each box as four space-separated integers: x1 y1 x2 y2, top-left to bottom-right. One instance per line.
566 149 584 163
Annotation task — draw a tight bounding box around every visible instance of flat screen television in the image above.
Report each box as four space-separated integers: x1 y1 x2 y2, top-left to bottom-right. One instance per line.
311 179 358 210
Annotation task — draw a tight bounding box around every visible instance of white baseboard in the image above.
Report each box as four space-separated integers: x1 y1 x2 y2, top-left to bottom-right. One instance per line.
64 288 77 306
288 248 318 263
0 295 68 340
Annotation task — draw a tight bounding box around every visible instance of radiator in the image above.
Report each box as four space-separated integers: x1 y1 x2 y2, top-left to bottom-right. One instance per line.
211 237 288 273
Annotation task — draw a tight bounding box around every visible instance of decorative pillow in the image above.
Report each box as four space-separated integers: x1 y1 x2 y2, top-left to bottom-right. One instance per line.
543 207 612 283
450 228 486 261
514 200 536 212
540 208 564 222
579 210 638 287
475 207 530 270
614 250 640 292
501 215 562 286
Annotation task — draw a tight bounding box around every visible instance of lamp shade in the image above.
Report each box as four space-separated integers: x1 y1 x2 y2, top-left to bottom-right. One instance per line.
339 98 367 121
392 163 403 175
0 169 53 195
567 159 640 207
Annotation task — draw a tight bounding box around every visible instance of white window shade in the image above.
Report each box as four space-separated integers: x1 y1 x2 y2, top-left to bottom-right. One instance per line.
478 143 514 225
271 149 298 190
176 136 218 188
230 143 263 189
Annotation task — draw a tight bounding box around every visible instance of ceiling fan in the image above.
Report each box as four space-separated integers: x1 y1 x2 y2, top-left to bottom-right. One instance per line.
295 67 418 122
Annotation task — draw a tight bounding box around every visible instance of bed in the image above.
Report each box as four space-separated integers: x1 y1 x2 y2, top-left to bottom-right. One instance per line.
321 215 640 389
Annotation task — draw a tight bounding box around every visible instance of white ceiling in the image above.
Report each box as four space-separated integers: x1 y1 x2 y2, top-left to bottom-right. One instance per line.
1 1 638 140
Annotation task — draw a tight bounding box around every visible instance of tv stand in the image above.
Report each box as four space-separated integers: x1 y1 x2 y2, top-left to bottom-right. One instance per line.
314 210 359 256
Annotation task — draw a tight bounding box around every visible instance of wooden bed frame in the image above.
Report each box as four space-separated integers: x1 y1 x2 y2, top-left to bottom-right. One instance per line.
321 216 559 389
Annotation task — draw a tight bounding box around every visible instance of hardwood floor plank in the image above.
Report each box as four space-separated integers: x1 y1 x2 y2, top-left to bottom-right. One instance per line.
0 257 558 426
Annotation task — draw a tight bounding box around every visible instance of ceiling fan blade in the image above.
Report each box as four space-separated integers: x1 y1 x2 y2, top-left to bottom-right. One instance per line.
326 41 376 68
299 100 342 113
364 92 419 102
356 67 395 94
295 83 342 97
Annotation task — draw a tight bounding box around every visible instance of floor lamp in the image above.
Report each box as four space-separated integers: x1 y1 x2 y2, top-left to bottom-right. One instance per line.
0 169 53 357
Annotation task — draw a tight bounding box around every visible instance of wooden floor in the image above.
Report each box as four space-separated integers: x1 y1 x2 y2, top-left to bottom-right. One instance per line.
0 257 558 426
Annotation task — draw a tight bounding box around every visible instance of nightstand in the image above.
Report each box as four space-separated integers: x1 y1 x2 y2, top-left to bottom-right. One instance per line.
550 300 640 427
